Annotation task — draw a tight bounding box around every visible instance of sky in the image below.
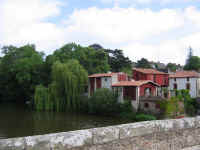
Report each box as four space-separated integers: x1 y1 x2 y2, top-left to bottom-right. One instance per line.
1 0 200 65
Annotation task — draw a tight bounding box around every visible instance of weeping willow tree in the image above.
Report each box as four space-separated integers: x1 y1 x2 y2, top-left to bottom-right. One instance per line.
34 60 88 112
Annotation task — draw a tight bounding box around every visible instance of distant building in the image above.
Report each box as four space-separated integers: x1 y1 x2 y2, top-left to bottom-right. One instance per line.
169 71 200 98
88 72 128 97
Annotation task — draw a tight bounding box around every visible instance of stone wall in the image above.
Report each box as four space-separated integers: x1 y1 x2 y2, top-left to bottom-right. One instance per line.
1 117 200 150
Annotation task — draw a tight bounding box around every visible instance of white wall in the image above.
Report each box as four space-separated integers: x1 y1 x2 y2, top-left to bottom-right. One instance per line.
169 77 198 98
101 77 112 89
112 74 118 84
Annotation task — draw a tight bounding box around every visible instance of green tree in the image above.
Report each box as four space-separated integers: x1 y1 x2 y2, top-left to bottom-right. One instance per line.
136 58 152 68
184 56 200 71
105 49 132 72
34 60 88 112
0 45 45 103
51 43 110 74
166 63 178 72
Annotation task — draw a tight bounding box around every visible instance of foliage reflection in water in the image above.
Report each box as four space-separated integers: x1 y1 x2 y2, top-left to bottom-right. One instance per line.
0 103 131 139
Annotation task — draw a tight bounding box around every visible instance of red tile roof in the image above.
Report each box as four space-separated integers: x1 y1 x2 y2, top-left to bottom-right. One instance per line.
133 68 167 75
112 80 160 87
169 71 200 78
88 72 121 78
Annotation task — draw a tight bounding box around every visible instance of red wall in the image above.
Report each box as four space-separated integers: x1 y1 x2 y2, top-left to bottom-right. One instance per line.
90 78 95 94
133 70 169 86
140 83 157 96
133 71 147 81
96 78 101 89
118 73 128 82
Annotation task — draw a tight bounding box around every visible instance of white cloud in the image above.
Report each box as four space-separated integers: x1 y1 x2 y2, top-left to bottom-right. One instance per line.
2 0 200 65
99 0 200 5
63 6 200 64
1 0 65 53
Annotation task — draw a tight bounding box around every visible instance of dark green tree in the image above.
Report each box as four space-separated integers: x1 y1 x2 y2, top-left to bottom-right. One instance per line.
184 56 200 71
136 58 152 68
0 45 45 103
105 49 132 72
166 63 178 72
50 43 110 74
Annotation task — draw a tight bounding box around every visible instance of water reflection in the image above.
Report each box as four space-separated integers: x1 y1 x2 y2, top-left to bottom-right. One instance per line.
0 103 131 139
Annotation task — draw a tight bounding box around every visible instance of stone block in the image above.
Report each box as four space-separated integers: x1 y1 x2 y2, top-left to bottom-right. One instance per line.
91 126 119 144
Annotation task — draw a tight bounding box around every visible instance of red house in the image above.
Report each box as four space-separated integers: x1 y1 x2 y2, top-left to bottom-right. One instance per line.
132 68 169 87
112 80 160 110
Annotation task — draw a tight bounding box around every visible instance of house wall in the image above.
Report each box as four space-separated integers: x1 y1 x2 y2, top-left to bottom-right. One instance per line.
197 79 200 97
112 74 118 84
132 70 169 87
169 77 198 98
118 73 128 81
133 71 147 81
140 83 157 97
140 101 160 114
101 77 112 89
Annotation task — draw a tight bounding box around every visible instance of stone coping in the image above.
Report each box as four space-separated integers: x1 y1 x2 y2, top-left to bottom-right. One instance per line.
0 116 200 149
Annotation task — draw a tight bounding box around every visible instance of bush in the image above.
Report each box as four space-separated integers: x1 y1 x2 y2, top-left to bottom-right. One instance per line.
87 88 133 115
88 88 119 115
119 112 136 120
135 114 156 121
118 100 133 113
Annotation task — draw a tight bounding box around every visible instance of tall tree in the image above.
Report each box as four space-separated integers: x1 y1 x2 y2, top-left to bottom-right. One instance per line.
0 45 45 102
136 58 152 68
166 63 178 72
34 60 88 112
105 49 132 72
50 43 110 74
186 46 193 65
184 56 200 71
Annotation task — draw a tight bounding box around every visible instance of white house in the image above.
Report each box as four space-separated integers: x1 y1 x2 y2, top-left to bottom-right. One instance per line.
88 72 128 97
169 71 200 98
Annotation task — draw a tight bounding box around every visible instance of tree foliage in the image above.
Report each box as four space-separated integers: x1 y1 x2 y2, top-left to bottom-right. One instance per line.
184 56 200 71
34 60 88 112
105 49 132 72
49 43 110 74
136 58 152 68
166 63 178 72
0 45 45 102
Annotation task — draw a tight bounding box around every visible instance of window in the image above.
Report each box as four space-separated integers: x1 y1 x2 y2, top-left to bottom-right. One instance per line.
105 78 107 82
156 103 160 109
174 83 177 90
144 103 149 108
174 78 176 82
187 77 190 82
186 83 190 90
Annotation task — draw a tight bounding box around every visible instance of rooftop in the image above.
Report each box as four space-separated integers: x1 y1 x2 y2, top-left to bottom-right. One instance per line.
88 72 125 78
169 71 200 78
112 80 160 87
133 68 167 75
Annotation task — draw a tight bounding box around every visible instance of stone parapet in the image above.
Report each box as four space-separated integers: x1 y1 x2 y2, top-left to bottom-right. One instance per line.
1 117 200 150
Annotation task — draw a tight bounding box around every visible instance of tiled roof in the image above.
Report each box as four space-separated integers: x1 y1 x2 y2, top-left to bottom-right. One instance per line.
112 80 160 87
169 71 200 78
133 68 167 75
88 72 120 78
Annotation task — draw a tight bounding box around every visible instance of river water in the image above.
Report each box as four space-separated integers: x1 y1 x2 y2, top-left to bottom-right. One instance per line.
0 103 131 139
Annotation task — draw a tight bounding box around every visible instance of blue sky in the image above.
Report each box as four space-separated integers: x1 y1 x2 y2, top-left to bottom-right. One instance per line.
1 0 200 64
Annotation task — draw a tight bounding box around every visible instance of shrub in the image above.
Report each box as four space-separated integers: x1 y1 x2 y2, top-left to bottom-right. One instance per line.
88 88 119 115
135 114 156 121
88 88 134 115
